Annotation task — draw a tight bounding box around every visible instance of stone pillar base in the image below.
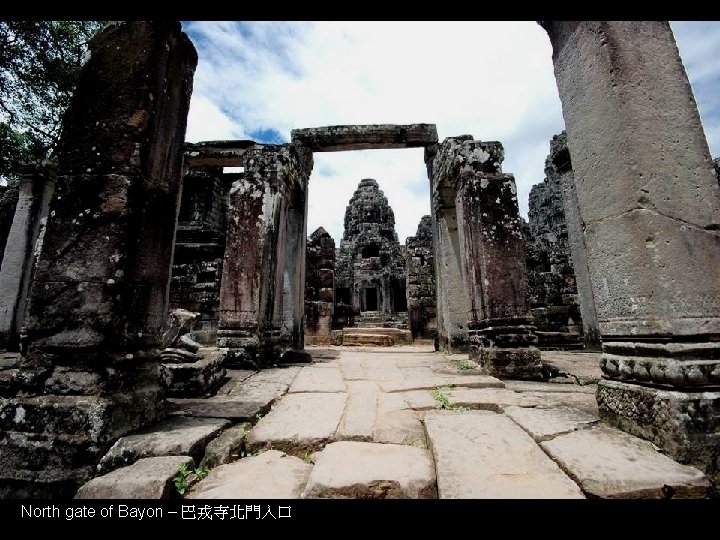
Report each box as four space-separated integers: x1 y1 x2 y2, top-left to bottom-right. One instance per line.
439 335 469 354
598 379 720 486
0 380 165 498
469 318 543 380
217 329 281 369
471 344 544 380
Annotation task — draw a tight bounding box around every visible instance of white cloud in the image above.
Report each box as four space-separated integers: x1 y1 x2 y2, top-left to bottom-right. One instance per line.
183 21 720 244
185 95 246 142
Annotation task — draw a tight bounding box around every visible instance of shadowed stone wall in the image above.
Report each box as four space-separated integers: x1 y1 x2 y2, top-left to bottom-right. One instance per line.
169 166 232 344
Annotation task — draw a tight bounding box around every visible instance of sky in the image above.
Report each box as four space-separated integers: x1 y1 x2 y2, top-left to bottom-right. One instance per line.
182 21 720 246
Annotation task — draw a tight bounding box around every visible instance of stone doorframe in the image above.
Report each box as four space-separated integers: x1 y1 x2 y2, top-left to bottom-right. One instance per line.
203 124 541 378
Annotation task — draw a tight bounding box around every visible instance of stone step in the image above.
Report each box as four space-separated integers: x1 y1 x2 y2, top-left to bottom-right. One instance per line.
188 450 312 499
540 424 709 498
76 456 193 499
302 441 436 498
343 327 412 344
425 410 584 498
342 334 394 347
97 416 229 474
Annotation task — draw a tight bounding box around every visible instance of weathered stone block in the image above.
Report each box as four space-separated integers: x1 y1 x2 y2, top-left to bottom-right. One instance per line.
188 450 311 499
302 441 436 499
75 456 193 499
200 423 251 468
97 416 229 474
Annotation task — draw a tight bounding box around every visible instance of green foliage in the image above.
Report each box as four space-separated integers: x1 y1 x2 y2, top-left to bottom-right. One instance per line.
0 21 104 181
173 464 210 496
431 387 452 409
458 360 474 371
431 386 468 411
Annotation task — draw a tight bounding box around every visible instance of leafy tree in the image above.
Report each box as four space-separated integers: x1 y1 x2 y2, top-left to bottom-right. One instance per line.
0 21 105 183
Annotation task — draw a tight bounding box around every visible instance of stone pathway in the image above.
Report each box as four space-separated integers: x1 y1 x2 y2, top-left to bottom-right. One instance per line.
76 346 711 499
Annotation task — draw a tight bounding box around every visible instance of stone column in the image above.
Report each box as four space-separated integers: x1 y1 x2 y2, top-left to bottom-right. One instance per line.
0 163 56 350
218 144 311 368
426 142 469 353
436 137 541 379
281 183 309 350
431 203 469 353
0 21 197 498
542 21 720 476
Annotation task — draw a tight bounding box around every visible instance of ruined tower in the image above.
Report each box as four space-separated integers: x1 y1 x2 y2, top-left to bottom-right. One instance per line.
335 179 407 324
304 227 336 343
406 215 437 341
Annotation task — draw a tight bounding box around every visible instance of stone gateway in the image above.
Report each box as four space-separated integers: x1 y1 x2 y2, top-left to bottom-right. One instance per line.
0 20 718 497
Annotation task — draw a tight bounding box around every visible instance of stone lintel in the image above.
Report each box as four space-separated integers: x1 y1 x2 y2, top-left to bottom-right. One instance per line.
291 124 438 152
184 140 257 167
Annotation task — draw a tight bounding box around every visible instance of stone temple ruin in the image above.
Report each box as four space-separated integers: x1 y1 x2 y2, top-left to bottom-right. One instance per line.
335 179 407 326
525 131 599 350
0 21 719 498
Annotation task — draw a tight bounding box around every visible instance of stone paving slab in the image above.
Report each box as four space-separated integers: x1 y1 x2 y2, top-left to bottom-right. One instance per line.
444 388 527 412
188 450 312 499
541 425 710 498
504 381 596 394
98 417 229 474
379 374 503 393
336 381 379 441
445 387 597 413
169 396 271 421
540 351 602 384
398 390 439 411
302 441 436 498
76 456 193 499
289 365 346 393
245 366 302 386
521 391 599 415
338 361 366 380
214 369 257 396
374 408 426 447
425 410 584 499
246 392 347 455
505 406 598 442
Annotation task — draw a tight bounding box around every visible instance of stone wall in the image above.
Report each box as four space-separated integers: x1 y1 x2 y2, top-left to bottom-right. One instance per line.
304 227 335 343
406 215 436 341
335 179 406 325
714 157 719 185
169 166 231 343
526 132 583 349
